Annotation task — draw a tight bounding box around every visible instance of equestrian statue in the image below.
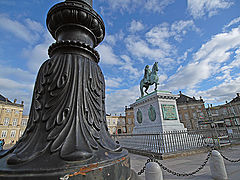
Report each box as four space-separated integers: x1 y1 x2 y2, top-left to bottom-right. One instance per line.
140 62 159 97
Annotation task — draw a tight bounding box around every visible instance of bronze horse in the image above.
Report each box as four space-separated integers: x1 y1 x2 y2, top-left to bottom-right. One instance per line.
140 62 159 97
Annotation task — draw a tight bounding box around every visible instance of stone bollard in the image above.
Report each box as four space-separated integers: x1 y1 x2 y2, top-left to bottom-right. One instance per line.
210 150 228 180
145 162 163 180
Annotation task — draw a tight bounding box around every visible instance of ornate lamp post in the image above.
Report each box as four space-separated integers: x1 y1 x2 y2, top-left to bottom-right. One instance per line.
0 0 131 179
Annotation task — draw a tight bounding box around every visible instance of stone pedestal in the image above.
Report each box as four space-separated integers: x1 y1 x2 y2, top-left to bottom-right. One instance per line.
131 91 186 134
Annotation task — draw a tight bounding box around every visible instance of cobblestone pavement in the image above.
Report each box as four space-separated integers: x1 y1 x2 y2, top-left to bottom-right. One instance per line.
130 145 240 180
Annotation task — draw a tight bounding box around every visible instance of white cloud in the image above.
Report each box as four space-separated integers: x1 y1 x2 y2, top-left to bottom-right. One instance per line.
105 77 123 88
165 26 240 91
120 55 141 79
198 76 240 104
187 0 233 19
102 0 175 13
0 65 35 83
126 20 198 65
171 20 200 41
129 20 144 33
0 14 44 44
145 23 173 50
0 63 37 115
25 18 44 33
0 78 33 90
106 85 139 114
144 0 175 13
104 31 125 45
105 35 117 45
125 35 168 61
97 44 122 65
22 32 54 73
159 74 168 84
223 16 240 32
0 77 34 115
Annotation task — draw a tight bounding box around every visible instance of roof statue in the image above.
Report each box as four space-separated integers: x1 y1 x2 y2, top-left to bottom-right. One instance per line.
140 62 159 97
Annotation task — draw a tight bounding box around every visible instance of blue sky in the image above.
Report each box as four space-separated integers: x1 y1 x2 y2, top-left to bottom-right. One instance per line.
0 0 240 115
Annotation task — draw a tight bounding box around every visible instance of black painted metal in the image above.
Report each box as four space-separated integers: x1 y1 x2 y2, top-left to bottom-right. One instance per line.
0 0 130 179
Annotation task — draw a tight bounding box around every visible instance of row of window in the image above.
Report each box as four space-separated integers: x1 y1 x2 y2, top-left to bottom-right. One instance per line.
180 112 205 120
106 119 126 125
3 109 20 114
1 130 24 138
210 105 240 116
1 118 27 126
181 105 203 110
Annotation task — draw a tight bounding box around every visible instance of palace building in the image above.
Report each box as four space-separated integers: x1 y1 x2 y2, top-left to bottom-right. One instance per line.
0 94 28 145
125 106 135 133
176 91 209 130
106 114 126 135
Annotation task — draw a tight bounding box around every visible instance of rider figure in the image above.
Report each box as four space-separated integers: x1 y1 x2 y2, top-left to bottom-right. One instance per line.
144 65 151 84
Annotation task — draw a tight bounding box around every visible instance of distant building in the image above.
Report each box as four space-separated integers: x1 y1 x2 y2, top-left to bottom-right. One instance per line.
125 106 135 133
106 114 126 134
206 93 240 128
176 91 209 130
0 94 27 145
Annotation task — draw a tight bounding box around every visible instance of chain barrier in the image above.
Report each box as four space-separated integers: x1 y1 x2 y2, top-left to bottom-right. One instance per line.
138 149 213 177
220 152 240 163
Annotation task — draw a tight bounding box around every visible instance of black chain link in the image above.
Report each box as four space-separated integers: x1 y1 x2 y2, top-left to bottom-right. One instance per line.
220 152 240 163
138 149 212 177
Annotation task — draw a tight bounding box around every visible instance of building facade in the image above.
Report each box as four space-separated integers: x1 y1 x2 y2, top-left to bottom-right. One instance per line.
0 94 27 145
206 93 240 129
176 91 209 130
125 106 135 133
106 115 126 134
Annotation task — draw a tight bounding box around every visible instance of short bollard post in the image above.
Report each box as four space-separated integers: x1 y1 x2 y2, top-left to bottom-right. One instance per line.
210 150 228 180
145 162 163 180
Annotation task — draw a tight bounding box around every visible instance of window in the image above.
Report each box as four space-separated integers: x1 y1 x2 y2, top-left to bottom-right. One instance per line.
225 119 231 126
15 110 19 114
10 130 16 138
183 107 187 110
6 109 11 113
3 118 9 126
184 113 189 119
192 112 197 118
128 118 132 124
234 118 240 126
21 119 28 126
13 119 18 126
1 131 7 138
191 106 195 109
128 127 132 132
199 112 204 119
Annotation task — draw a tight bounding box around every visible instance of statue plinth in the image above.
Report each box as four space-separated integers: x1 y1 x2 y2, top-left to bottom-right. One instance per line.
131 90 186 133
0 0 131 179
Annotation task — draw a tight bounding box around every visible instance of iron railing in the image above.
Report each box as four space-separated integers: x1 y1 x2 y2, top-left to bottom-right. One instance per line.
112 128 240 155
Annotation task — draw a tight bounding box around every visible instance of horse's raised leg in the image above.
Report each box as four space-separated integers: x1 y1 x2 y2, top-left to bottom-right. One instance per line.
154 82 158 91
145 86 149 94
